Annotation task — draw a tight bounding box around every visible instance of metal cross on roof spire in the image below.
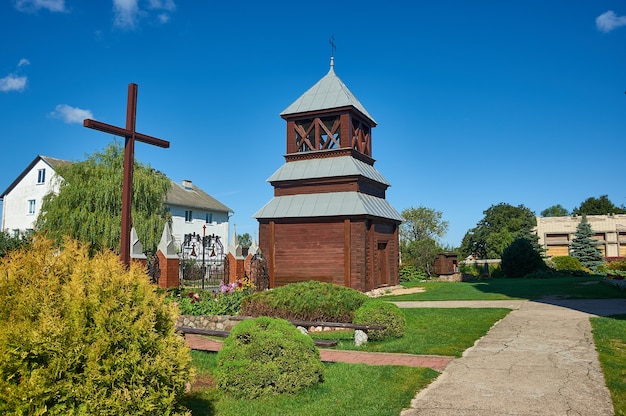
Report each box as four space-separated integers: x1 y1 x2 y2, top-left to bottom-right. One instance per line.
329 35 336 58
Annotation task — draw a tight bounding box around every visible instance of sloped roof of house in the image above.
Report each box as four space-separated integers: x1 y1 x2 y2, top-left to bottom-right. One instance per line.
0 155 71 198
280 58 376 124
165 181 233 213
1 155 232 214
267 155 390 186
253 191 402 222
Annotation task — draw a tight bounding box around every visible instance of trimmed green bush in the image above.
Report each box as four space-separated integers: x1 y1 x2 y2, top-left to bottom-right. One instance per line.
399 265 427 282
240 280 368 322
0 238 192 416
216 317 324 398
552 256 584 271
607 259 626 272
501 238 546 278
353 300 406 341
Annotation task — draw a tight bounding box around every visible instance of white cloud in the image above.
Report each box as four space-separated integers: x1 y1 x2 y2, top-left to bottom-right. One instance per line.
18 58 30 67
157 13 169 23
49 104 94 124
113 0 139 29
596 10 626 33
113 0 175 29
0 75 27 92
14 0 66 13
148 0 175 11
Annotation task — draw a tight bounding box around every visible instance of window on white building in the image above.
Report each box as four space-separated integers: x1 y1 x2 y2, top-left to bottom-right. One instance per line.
206 213 213 224
185 210 193 223
37 169 46 184
28 199 36 215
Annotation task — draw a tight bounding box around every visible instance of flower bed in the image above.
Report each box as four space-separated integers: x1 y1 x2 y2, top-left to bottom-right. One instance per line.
166 278 255 316
604 277 626 290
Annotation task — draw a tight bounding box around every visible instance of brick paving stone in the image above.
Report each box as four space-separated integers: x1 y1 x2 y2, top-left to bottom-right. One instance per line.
184 334 453 371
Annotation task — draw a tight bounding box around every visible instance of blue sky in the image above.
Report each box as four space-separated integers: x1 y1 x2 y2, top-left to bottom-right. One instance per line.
1 0 625 248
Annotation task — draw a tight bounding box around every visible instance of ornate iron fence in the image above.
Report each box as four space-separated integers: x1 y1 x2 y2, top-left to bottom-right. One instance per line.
180 232 224 291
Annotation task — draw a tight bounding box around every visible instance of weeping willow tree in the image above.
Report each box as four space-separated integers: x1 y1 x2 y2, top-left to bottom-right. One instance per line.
36 143 171 255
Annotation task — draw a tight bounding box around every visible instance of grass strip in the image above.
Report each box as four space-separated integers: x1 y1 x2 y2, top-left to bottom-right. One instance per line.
386 277 625 301
311 308 510 357
184 351 438 416
591 314 626 416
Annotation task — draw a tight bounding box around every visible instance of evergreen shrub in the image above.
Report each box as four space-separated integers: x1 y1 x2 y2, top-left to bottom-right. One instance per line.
552 256 584 271
607 259 626 272
501 238 546 278
216 316 323 398
0 238 192 416
240 280 368 322
352 300 406 341
399 265 427 282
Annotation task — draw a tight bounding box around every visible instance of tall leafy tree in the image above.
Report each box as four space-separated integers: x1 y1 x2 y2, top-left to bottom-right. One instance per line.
572 195 625 216
569 215 604 271
400 206 449 276
460 203 537 259
237 232 252 248
36 143 171 254
540 204 569 217
0 230 31 257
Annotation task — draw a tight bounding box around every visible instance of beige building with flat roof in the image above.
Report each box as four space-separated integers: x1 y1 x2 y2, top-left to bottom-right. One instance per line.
535 214 626 258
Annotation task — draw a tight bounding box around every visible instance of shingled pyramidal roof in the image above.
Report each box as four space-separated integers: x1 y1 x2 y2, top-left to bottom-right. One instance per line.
254 58 401 222
280 57 376 124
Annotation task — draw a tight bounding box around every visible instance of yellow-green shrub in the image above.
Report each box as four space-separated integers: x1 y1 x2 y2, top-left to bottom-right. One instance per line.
0 237 192 415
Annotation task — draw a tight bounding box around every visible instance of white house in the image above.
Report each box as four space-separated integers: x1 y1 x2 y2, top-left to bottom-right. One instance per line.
0 156 70 235
164 179 232 250
0 155 232 251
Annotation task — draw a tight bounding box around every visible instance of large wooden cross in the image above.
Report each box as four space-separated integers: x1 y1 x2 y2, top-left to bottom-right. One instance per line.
83 83 170 267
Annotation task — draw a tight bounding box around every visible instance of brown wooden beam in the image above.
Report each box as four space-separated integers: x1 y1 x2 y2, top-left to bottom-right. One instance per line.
269 220 275 288
83 120 170 148
344 219 351 288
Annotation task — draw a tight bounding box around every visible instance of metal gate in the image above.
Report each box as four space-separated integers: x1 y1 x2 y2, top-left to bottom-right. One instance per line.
146 250 160 285
180 232 224 291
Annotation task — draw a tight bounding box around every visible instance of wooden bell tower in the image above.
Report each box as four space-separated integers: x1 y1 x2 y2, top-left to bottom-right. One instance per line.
254 58 402 292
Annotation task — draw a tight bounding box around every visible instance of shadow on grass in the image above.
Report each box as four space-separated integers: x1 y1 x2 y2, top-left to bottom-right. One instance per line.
182 391 216 416
469 276 626 300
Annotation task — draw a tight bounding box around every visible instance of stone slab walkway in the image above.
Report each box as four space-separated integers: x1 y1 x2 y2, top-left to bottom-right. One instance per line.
397 299 626 416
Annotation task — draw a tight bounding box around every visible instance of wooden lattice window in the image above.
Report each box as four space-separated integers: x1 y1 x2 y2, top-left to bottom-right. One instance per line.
294 116 340 152
545 233 569 244
351 118 371 155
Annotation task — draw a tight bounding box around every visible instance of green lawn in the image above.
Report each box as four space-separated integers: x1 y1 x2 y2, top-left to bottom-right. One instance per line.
385 277 626 301
312 308 510 356
181 277 626 415
183 351 439 416
183 307 509 414
591 314 626 416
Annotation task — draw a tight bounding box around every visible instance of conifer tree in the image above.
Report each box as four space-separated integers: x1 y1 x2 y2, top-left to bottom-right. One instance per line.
569 215 604 271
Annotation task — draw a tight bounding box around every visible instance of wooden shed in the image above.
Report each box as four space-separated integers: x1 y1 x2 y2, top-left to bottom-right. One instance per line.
433 252 459 275
254 58 402 292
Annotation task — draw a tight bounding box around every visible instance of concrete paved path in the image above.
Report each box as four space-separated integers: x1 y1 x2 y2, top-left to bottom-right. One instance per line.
398 299 626 416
